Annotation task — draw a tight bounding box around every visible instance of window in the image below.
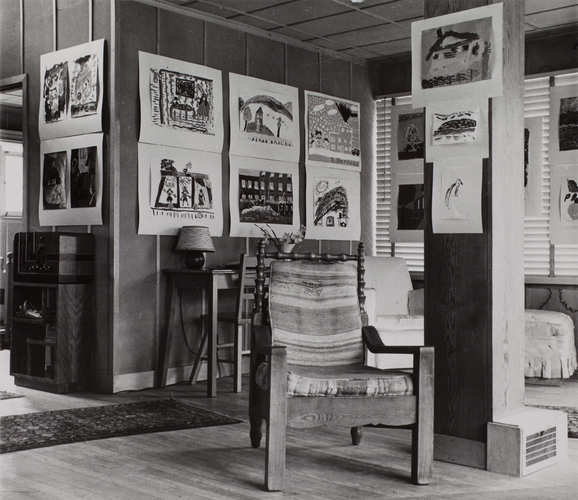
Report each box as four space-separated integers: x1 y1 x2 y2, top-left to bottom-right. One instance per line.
0 140 23 217
375 71 578 277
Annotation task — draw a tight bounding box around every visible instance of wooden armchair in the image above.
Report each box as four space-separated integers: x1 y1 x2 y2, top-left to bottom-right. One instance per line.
249 240 434 491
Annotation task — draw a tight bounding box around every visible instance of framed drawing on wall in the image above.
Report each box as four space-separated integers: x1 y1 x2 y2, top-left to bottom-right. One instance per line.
550 164 578 244
391 104 425 172
411 3 503 107
390 168 424 243
137 143 223 236
138 51 224 152
229 73 299 162
305 91 361 171
39 39 105 139
549 85 578 165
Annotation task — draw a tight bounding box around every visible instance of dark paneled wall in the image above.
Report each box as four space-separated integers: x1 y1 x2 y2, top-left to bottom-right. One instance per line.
116 2 375 381
2 0 113 391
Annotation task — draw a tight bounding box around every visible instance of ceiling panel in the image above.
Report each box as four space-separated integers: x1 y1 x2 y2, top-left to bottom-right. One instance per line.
362 37 412 57
285 11 382 39
526 5 578 28
245 0 348 26
230 14 280 30
525 0 578 14
273 25 316 41
195 0 287 14
184 1 239 18
363 0 424 22
323 20 411 49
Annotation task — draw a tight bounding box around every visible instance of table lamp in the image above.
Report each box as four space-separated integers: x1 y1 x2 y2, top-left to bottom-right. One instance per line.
175 226 215 269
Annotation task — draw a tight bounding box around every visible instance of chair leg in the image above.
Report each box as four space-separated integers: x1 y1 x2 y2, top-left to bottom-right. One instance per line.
411 347 434 485
233 324 243 393
350 426 363 445
265 346 287 492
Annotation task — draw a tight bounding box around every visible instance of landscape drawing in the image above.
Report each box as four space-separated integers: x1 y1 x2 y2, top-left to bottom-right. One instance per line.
306 91 360 169
153 158 213 212
42 151 68 209
238 93 294 148
421 17 493 89
432 108 479 144
397 111 425 160
70 146 97 208
238 169 293 225
559 96 578 152
313 178 349 228
43 62 69 123
150 68 215 135
560 177 578 223
397 184 425 230
70 53 99 117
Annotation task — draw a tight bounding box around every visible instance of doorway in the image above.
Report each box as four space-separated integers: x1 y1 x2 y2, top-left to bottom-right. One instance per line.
0 74 27 350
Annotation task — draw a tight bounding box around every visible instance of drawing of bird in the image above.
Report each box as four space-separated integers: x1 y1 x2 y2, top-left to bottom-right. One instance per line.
445 178 463 208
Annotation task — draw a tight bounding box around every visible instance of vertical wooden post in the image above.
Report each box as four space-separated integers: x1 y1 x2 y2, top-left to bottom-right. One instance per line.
423 0 525 467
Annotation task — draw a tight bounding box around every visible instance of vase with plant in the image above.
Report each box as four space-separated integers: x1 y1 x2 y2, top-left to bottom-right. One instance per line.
255 224 306 253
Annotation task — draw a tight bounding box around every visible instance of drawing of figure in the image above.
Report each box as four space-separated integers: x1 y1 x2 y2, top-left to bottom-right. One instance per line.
71 54 99 117
43 62 69 123
43 152 67 209
70 146 97 207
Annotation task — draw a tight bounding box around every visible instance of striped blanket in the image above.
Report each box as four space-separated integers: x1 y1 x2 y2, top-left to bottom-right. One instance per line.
268 260 363 366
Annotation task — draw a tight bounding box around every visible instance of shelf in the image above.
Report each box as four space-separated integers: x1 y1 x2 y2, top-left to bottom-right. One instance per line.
13 281 57 288
13 316 50 326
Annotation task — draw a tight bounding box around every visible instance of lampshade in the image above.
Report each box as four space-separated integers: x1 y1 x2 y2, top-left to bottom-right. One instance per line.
175 226 215 253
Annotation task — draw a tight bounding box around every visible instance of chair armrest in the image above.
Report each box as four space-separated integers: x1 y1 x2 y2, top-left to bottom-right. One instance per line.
363 325 431 355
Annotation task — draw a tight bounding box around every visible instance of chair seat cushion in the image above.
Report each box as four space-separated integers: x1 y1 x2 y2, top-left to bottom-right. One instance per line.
256 362 414 397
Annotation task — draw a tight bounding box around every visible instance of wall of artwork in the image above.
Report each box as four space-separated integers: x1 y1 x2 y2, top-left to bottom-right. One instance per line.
0 0 113 391
114 1 374 387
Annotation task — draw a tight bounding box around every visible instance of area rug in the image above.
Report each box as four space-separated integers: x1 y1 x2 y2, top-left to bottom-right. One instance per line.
0 390 24 401
530 405 578 438
0 399 241 453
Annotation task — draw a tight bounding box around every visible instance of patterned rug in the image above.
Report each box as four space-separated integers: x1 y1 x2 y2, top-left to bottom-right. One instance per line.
0 399 241 453
530 405 578 438
0 390 24 401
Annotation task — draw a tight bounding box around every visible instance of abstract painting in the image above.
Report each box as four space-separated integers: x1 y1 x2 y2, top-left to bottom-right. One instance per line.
229 154 299 238
39 39 104 139
306 166 360 241
70 146 97 208
559 96 578 152
138 144 223 236
42 151 68 210
394 105 425 162
425 98 488 161
432 158 483 234
524 117 542 216
305 91 361 170
549 85 578 165
411 3 503 107
70 54 99 117
390 169 424 242
39 134 103 226
229 73 299 161
139 52 223 152
550 165 578 244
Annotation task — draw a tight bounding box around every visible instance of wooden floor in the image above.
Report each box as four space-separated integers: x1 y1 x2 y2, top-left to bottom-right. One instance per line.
1 352 578 500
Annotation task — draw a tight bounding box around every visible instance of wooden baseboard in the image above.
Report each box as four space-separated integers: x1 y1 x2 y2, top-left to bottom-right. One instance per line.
434 434 486 469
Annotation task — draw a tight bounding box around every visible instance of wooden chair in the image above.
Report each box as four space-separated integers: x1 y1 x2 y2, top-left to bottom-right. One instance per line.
249 240 434 491
190 254 257 393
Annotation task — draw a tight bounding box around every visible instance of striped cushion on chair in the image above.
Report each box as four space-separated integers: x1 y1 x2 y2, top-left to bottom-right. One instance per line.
268 260 363 366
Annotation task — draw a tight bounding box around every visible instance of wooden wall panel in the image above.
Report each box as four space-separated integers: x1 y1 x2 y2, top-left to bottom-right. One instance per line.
158 10 204 64
0 0 22 79
320 55 350 99
246 34 284 83
56 0 89 50
116 2 157 374
24 0 53 231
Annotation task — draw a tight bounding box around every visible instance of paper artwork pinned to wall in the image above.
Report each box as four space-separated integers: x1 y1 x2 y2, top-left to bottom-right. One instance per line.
305 166 361 241
39 39 104 139
229 73 299 162
138 52 223 152
39 133 103 226
549 85 578 165
391 104 424 171
550 165 578 244
305 91 361 171
229 154 299 238
432 158 483 234
138 143 223 236
411 3 503 107
390 169 424 243
524 117 542 216
425 99 488 161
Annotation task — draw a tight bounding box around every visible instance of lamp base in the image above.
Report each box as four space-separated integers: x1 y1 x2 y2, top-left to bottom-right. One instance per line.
184 251 205 269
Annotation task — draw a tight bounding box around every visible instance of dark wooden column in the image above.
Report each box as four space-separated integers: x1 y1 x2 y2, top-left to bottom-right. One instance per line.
423 0 525 467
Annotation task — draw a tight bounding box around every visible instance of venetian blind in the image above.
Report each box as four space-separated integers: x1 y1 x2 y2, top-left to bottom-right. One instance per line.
375 71 578 277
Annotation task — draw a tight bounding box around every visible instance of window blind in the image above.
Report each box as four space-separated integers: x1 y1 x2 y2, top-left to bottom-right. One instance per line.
375 71 578 277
